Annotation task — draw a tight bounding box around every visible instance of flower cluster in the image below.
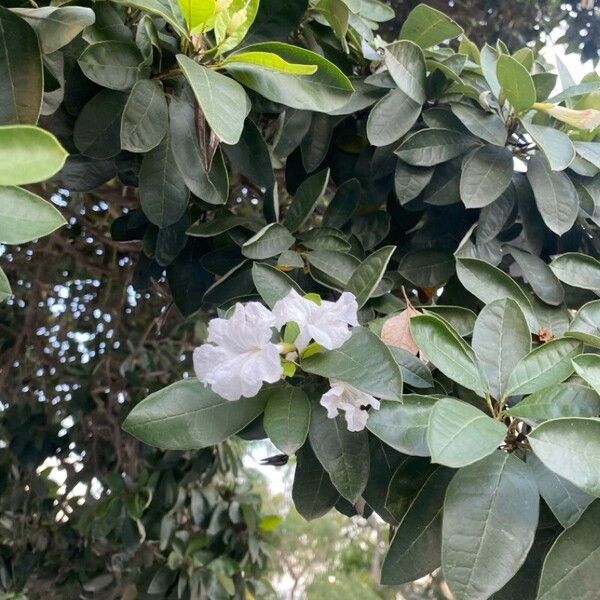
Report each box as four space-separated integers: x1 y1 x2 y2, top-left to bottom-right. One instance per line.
193 289 379 430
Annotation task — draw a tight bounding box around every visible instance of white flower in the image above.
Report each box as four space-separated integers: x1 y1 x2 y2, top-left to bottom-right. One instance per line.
193 302 282 401
272 289 359 352
320 380 381 432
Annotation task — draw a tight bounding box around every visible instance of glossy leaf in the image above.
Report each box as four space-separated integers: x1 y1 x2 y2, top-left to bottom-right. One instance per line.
381 468 455 585
537 501 600 600
509 246 564 306
472 298 531 401
0 186 66 244
550 253 600 295
395 128 476 167
506 383 600 423
0 267 10 303
384 40 426 104
505 338 582 397
450 103 507 146
522 121 575 172
0 7 42 125
442 451 539 600
177 55 248 145
251 262 303 309
242 223 295 260
399 4 463 48
496 55 536 112
367 395 437 456
302 327 403 402
262 383 311 455
0 125 67 185
367 88 421 147
427 398 506 468
460 145 514 208
410 313 487 395
224 42 353 112
529 418 600 497
572 354 600 396
568 300 600 347
120 79 168 152
346 245 395 308
309 403 369 503
527 153 578 235
122 379 267 449
284 169 329 232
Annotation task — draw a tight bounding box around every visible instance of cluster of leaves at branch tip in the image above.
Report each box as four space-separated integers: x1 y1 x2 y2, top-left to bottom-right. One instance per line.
4 0 600 597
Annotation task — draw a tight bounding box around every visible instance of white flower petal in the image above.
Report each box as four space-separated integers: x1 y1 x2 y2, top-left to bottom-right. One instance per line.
193 302 282 401
319 379 380 431
273 289 359 351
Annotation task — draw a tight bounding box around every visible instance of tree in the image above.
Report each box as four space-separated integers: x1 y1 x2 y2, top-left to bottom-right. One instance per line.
2 1 600 599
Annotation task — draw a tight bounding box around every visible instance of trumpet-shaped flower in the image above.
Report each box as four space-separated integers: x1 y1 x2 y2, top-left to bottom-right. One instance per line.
320 380 380 432
533 102 600 130
272 289 359 352
193 302 282 401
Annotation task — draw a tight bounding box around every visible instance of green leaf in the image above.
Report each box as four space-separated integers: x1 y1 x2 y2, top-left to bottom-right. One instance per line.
367 395 437 456
450 103 507 146
384 40 426 104
366 88 421 147
122 378 267 449
302 327 404 402
460 145 514 208
0 267 11 303
521 121 575 172
78 41 147 91
427 398 506 468
0 186 66 244
178 0 215 31
529 418 600 497
505 338 582 396
169 94 229 205
537 501 600 600
395 128 476 167
396 249 455 288
242 223 295 260
455 256 537 331
527 154 579 235
251 262 303 308
0 6 43 125
120 79 168 152
74 90 128 159
322 178 360 228
177 55 248 145
550 253 600 295
399 4 463 48
381 468 454 585
385 457 436 523
262 383 311 455
480 44 501 97
410 313 487 396
527 453 593 529
394 161 434 205
387 346 434 389
442 451 539 600
423 306 477 337
472 298 531 401
508 246 564 306
506 383 600 423
346 245 395 309
223 50 317 75
224 42 353 112
111 0 187 37
573 141 600 169
187 214 255 237
307 249 359 291
572 353 600 396
284 169 330 232
496 54 536 112
292 443 339 520
12 7 95 54
308 403 369 503
568 300 600 347
215 0 260 55
316 0 349 40
139 132 189 228
0 125 67 185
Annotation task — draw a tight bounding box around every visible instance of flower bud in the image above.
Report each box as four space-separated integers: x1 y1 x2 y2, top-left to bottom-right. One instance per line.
533 102 600 130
